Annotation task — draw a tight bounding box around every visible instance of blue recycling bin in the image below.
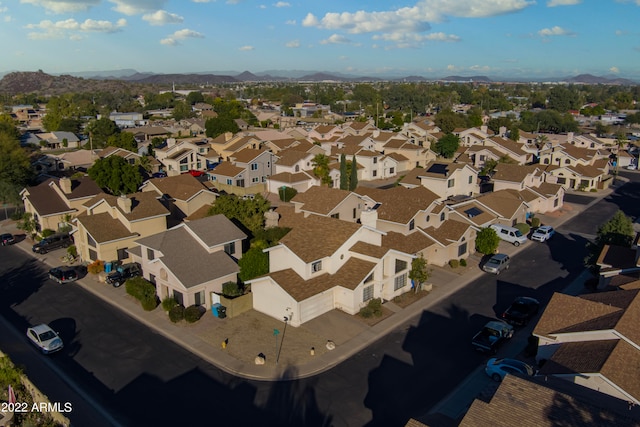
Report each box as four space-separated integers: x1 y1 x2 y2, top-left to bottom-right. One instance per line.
105 262 112 273
212 303 221 317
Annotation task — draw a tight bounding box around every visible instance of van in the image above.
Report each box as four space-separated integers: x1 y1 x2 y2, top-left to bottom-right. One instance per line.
490 224 527 246
32 233 72 254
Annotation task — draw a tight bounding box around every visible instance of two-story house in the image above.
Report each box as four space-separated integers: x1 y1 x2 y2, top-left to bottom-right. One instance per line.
154 138 211 176
128 215 247 309
400 162 479 199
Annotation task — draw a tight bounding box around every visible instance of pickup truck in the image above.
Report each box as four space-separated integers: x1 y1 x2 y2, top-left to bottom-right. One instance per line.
472 320 514 354
106 262 141 288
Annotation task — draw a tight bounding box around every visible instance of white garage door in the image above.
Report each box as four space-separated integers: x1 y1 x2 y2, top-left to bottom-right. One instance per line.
299 291 334 324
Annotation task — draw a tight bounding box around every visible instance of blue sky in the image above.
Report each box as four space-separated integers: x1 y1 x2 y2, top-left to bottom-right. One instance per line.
1 0 639 80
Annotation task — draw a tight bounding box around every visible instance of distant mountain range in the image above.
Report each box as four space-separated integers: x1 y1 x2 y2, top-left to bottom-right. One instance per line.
0 69 636 95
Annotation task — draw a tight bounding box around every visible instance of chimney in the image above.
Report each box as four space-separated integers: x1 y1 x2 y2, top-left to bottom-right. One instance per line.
567 132 574 144
225 132 233 141
360 208 378 229
166 138 176 147
117 195 132 214
480 125 488 134
59 177 72 194
499 126 507 137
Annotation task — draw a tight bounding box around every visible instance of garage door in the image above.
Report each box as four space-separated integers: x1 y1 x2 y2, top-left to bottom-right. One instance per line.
299 291 334 324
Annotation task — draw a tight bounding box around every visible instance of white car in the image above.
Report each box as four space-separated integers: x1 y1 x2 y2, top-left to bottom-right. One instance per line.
485 358 536 382
531 225 555 242
27 324 64 354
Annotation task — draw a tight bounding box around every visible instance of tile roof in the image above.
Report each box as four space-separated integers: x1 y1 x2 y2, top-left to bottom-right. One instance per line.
355 186 440 224
488 136 527 156
449 201 497 227
279 215 362 262
460 375 640 427
85 192 170 221
268 171 314 183
210 162 245 178
290 186 354 216
474 190 527 219
398 167 425 187
146 173 213 201
23 177 101 216
421 220 471 245
275 149 311 166
231 147 267 163
492 163 542 183
182 214 247 247
76 211 138 243
350 231 435 258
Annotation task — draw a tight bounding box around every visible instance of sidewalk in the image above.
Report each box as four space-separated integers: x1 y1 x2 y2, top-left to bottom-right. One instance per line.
0 184 614 383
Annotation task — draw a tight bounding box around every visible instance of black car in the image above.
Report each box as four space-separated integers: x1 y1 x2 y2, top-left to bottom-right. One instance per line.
502 296 540 326
32 233 72 254
1 233 15 245
105 262 141 287
49 266 78 284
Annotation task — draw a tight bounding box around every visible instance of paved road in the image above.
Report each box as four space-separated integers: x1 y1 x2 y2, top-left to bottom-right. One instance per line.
1 178 639 427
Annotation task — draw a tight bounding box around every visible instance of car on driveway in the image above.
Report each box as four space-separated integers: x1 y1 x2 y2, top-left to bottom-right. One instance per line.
485 358 536 382
105 262 141 287
502 296 540 326
531 225 555 242
32 233 72 254
1 233 15 245
482 253 510 275
26 324 64 354
49 266 78 284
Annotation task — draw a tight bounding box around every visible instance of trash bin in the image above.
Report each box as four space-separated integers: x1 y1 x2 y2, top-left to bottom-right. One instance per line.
105 262 112 273
211 303 221 317
218 305 227 319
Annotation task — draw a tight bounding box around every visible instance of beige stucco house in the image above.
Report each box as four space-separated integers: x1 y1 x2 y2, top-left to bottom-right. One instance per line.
400 162 479 199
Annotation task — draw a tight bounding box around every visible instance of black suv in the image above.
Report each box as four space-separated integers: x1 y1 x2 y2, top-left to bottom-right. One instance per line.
32 233 72 254
106 262 141 287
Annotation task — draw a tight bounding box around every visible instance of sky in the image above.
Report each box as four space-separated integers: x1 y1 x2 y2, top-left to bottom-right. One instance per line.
1 0 640 80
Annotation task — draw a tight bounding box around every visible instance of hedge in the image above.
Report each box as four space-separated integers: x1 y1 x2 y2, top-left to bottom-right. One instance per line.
169 305 185 323
126 277 157 311
184 305 203 323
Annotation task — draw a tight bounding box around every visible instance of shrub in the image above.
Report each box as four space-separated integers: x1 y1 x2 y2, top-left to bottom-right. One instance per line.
162 296 178 311
515 223 531 236
222 281 243 298
169 305 185 323
449 259 459 268
279 186 298 202
460 258 467 267
590 188 597 192
185 305 203 323
359 298 383 318
126 277 157 310
530 217 541 228
67 245 78 258
87 260 105 275
41 229 56 238
141 296 158 311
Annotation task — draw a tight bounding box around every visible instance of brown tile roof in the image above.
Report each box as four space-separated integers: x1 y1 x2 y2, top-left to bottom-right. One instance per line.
355 186 440 224
561 144 599 161
350 231 435 258
275 149 311 166
210 162 245 178
533 182 563 197
268 171 314 183
420 161 472 179
76 211 138 243
398 167 425 187
23 177 101 216
85 191 170 221
474 190 526 219
224 135 258 152
460 374 640 427
450 201 497 227
166 148 191 160
279 215 362 262
492 163 542 183
597 245 638 270
421 220 471 245
290 186 354 216
231 147 266 163
385 152 409 162
146 173 213 201
488 136 527 156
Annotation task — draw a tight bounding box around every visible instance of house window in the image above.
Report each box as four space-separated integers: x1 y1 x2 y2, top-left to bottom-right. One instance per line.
353 208 357 219
226 179 233 185
426 215 430 222
565 159 570 164
557 177 566 184
88 249 97 261
194 290 205 306
224 242 235 255
458 243 467 257
236 179 245 187
395 259 407 273
373 157 378 164
554 198 559 207
173 290 184 306
149 274 156 285
480 155 486 161
394 273 407 290
440 212 445 221
468 175 473 184
544 158 550 164
147 248 155 260
372 170 377 177
252 177 259 183
390 167 395 174
331 213 339 219
87 233 96 247
312 260 322 273
117 248 128 261
447 179 455 188
364 273 374 283
251 163 258 170
295 165 300 172
409 219 415 230
363 285 374 302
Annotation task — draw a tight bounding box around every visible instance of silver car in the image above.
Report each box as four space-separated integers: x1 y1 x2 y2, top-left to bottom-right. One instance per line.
482 253 510 274
27 324 64 354
485 358 536 382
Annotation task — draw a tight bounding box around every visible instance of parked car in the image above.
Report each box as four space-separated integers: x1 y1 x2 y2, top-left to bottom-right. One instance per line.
105 262 141 287
482 253 510 275
490 224 527 246
26 324 63 354
32 233 72 254
152 171 167 179
531 225 555 242
485 358 536 382
471 320 514 354
187 170 206 177
49 266 78 284
502 296 540 326
1 233 15 245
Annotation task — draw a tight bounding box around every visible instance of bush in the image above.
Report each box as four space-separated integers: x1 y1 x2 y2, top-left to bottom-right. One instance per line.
141 296 158 311
359 298 383 318
530 217 541 228
222 281 243 298
185 305 203 323
169 305 185 323
87 260 105 275
449 259 459 268
41 229 56 238
515 223 531 236
67 245 78 258
590 188 597 192
279 186 298 202
460 258 467 267
162 296 177 311
126 277 157 310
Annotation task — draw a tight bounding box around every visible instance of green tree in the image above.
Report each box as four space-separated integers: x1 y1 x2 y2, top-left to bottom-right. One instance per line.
339 154 348 190
88 156 143 195
408 254 430 293
186 91 205 105
16 212 38 239
207 194 271 234
312 154 332 186
349 155 358 191
87 118 119 147
509 127 520 142
238 247 269 281
172 100 195 121
475 227 500 255
434 133 460 158
205 117 240 138
107 131 138 152
596 210 634 248
0 132 33 205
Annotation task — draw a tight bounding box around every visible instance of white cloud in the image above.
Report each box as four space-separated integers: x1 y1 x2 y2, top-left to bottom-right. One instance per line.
142 10 183 25
274 1 290 7
285 19 296 25
26 17 126 39
259 5 266 9
538 26 575 37
285 39 300 48
609 66 620 74
108 0 167 16
303 0 534 35
373 31 459 43
20 0 100 14
161 28 204 45
547 0 581 6
320 34 351 44
239 45 254 50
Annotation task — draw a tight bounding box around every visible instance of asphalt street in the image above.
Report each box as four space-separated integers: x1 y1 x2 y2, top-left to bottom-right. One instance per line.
0 172 638 427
